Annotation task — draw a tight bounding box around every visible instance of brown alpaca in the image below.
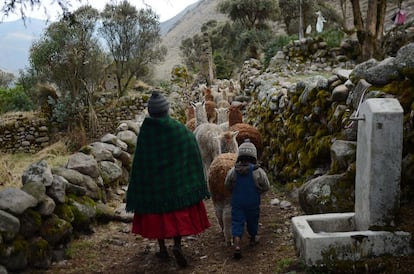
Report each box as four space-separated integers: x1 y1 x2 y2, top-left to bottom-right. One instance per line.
185 104 196 132
229 123 263 160
205 100 217 123
186 104 195 121
203 86 214 102
208 153 237 246
228 104 243 127
186 118 196 132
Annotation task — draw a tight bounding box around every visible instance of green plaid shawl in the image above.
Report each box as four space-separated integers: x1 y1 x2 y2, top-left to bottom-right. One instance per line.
126 116 210 214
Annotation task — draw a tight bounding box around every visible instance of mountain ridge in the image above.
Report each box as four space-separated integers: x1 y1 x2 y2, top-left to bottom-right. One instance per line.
154 0 227 81
1 0 413 78
0 1 213 75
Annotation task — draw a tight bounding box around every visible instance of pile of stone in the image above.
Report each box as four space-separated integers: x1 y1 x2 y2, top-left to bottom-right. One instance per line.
268 37 359 74
0 117 144 273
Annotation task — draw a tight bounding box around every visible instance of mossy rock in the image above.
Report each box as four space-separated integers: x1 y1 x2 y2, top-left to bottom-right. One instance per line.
0 237 29 271
28 237 51 269
19 209 42 238
54 203 75 223
68 195 97 233
40 214 73 247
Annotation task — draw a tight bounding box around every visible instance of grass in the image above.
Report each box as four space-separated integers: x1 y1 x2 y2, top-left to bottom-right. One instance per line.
0 140 70 190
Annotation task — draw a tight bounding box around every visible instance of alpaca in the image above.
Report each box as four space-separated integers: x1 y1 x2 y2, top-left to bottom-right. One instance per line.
217 130 239 154
207 130 238 246
186 118 196 132
203 86 214 102
216 107 228 125
191 101 208 128
205 100 218 123
194 122 223 179
228 103 244 127
229 123 263 160
185 104 196 132
217 99 230 108
186 104 195 121
208 153 237 246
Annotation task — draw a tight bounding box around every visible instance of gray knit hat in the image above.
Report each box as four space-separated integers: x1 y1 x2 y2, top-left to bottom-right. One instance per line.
238 139 257 160
148 91 169 117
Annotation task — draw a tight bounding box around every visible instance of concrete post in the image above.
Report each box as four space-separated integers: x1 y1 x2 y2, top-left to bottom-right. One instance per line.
355 98 403 230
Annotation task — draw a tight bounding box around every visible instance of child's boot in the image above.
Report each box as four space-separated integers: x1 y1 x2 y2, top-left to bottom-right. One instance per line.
249 235 259 246
233 236 242 259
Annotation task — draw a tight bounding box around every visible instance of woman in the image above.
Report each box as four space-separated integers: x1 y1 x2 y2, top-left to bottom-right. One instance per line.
126 91 211 267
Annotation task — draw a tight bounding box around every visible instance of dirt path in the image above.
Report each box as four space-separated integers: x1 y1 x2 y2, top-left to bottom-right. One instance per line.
28 189 303 274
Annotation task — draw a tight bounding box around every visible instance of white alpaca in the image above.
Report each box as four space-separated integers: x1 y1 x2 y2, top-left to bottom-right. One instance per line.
191 101 208 128
216 107 228 124
216 107 229 131
194 122 223 179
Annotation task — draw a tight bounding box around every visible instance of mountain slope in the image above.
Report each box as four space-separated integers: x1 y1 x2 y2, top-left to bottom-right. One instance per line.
1 0 414 78
154 0 227 81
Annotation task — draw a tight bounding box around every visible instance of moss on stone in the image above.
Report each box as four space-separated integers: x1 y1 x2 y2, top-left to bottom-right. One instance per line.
54 203 75 223
68 195 97 232
28 237 50 268
11 237 29 256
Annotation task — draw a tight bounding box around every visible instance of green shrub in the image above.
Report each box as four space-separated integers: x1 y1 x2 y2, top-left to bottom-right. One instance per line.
317 29 344 48
0 85 34 113
214 51 234 79
264 34 298 67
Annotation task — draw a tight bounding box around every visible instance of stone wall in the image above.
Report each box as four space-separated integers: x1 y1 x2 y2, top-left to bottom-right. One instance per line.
0 113 50 154
269 37 359 72
84 95 147 140
0 95 147 154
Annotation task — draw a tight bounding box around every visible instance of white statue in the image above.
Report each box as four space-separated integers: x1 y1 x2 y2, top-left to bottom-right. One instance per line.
305 24 312 35
315 11 326 33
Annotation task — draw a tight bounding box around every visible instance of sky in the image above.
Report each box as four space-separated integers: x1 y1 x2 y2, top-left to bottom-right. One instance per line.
2 0 200 23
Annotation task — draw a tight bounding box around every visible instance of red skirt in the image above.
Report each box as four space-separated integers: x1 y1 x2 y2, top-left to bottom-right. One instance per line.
131 201 211 239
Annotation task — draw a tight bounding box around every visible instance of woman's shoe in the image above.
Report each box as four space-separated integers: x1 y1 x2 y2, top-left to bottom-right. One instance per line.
155 250 169 260
172 246 188 267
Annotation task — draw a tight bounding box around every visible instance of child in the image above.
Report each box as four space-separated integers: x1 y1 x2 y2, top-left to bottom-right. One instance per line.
224 139 270 259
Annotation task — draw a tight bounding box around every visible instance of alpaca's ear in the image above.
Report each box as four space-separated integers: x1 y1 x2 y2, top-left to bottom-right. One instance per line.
232 131 239 138
190 101 196 108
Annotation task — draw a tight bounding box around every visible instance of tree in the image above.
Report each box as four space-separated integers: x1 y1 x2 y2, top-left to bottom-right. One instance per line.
0 70 15 88
29 5 105 130
217 0 280 59
349 0 387 61
180 35 204 74
218 0 280 30
99 1 166 97
0 0 77 22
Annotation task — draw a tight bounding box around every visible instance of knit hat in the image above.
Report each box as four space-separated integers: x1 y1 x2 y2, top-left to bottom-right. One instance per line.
238 139 257 160
148 91 169 117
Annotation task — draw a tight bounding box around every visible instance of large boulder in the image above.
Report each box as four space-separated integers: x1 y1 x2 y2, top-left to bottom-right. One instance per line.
21 160 53 187
0 188 38 215
298 173 354 214
66 152 100 178
364 57 404 85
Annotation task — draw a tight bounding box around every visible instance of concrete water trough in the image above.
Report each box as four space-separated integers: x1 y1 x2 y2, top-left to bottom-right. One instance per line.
291 99 413 266
292 212 412 266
